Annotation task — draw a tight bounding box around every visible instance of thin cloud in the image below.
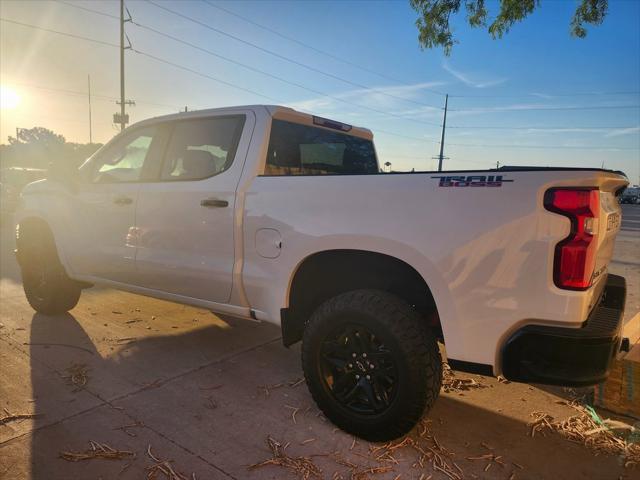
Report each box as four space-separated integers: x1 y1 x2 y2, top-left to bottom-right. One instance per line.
288 81 447 114
442 63 508 89
530 92 554 99
605 126 640 138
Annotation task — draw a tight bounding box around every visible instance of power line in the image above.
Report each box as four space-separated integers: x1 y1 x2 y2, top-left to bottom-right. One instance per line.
374 130 432 142
449 91 640 98
5 81 186 110
0 18 277 106
200 0 448 97
447 124 640 130
59 0 640 103
134 47 441 138
128 19 443 127
0 17 119 48
59 0 119 20
46 2 640 122
449 104 640 112
50 2 445 127
0 17 440 141
145 0 443 110
443 142 639 150
4 16 638 153
202 1 639 101
131 49 282 103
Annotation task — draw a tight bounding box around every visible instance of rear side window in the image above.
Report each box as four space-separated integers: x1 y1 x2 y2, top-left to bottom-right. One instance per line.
265 120 378 175
160 116 245 181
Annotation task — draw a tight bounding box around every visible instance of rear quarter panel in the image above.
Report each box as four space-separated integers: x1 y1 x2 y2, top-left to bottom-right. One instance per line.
242 169 627 373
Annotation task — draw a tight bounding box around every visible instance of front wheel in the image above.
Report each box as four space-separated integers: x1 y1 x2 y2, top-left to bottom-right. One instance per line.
17 222 82 315
302 289 442 442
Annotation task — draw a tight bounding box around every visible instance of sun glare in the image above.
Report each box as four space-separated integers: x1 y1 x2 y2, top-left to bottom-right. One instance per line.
0 86 21 110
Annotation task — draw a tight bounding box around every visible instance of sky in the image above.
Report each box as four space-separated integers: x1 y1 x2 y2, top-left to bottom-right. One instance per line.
0 0 639 181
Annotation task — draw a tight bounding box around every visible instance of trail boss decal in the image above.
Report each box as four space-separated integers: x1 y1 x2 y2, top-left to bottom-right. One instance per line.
432 175 514 187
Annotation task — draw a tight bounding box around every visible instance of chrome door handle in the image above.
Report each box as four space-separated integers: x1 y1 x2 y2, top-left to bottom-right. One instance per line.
113 196 133 205
200 198 228 208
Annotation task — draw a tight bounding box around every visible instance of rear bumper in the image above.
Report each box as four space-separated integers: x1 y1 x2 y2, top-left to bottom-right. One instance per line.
501 274 626 387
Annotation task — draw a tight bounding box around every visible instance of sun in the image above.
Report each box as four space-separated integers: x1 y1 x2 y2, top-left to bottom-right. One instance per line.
0 86 21 110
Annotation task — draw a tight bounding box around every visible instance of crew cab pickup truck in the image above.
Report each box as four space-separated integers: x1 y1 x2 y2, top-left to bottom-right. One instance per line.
15 105 629 441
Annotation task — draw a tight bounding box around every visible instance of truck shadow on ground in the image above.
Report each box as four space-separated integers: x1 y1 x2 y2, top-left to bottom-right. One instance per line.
19 310 631 479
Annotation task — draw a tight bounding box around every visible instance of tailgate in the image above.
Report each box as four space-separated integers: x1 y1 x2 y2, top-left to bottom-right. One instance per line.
585 174 628 312
591 180 625 293
541 170 627 314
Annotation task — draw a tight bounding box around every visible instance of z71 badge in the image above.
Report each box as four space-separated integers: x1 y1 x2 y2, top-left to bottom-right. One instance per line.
432 175 514 187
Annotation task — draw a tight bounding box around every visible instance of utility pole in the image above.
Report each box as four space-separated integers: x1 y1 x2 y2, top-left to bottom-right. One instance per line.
437 94 448 172
88 75 93 143
114 0 134 130
119 0 125 131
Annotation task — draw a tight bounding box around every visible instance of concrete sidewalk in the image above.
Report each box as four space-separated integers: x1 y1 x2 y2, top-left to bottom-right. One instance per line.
1 211 638 479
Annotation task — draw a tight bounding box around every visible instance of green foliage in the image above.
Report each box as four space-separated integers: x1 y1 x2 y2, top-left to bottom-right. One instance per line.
410 0 609 55
571 0 608 38
1 127 101 171
7 127 65 146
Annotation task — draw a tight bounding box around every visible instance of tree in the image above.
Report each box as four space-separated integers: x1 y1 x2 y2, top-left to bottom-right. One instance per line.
409 0 608 55
1 127 101 171
7 127 65 146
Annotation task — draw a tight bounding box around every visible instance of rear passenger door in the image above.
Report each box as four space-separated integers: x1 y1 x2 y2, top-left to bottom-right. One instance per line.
133 112 253 304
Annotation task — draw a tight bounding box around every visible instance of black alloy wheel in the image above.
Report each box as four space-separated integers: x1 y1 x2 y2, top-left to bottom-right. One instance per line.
302 289 442 441
319 323 399 416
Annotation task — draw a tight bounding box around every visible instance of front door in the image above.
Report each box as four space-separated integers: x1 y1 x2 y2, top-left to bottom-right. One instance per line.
66 126 161 283
133 112 253 304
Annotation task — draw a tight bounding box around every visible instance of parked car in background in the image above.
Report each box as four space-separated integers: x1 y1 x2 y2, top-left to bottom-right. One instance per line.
620 186 640 204
0 167 46 224
14 105 629 441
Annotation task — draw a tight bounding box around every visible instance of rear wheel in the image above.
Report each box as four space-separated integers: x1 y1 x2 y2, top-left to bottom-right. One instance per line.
18 222 81 315
302 289 442 441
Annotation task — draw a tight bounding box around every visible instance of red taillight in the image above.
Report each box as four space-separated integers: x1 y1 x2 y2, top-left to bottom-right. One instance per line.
544 188 600 290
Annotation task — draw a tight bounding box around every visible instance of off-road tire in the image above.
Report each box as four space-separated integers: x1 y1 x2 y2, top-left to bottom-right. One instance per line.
302 289 442 441
18 222 81 315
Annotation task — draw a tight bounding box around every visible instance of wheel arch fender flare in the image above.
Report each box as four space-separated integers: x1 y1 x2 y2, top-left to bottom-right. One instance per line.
281 244 456 347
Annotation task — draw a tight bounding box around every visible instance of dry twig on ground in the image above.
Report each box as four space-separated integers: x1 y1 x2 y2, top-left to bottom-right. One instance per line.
441 363 487 394
285 405 301 424
146 444 191 480
289 377 305 387
257 383 284 396
249 436 322 479
466 452 506 473
367 421 463 480
0 412 40 425
59 440 135 462
333 452 393 480
528 404 640 469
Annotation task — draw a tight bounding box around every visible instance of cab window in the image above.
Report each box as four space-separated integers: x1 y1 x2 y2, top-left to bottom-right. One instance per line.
160 116 245 181
87 127 156 183
265 120 378 175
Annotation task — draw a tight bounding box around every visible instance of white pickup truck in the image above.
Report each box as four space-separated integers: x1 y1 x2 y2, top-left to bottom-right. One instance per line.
15 105 629 441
